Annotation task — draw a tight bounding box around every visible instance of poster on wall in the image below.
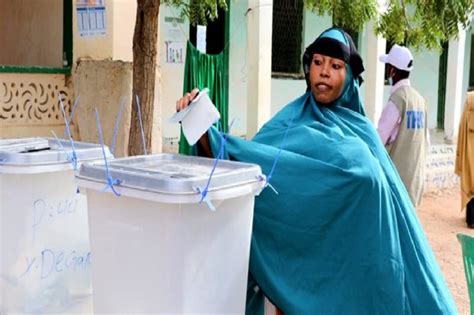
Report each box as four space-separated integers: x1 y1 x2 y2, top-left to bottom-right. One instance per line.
165 41 185 64
164 16 186 64
196 25 207 54
76 0 107 37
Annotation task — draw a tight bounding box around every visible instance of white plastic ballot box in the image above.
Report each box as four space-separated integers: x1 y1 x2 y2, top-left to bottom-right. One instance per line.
0 137 112 314
75 154 263 314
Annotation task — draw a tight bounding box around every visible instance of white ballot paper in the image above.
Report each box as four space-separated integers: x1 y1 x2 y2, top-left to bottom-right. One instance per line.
169 88 221 145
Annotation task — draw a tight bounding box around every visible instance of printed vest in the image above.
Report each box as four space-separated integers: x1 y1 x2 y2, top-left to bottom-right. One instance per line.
387 85 429 206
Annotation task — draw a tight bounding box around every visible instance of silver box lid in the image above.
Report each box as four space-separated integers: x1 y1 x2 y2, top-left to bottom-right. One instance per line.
0 137 112 166
77 154 262 194
0 138 50 153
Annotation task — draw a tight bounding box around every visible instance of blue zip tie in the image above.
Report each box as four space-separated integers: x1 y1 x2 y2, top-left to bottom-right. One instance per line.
51 130 78 171
63 95 80 138
257 174 278 195
58 94 78 171
95 109 122 196
263 112 296 194
135 94 148 155
197 118 236 211
195 187 216 211
110 96 126 155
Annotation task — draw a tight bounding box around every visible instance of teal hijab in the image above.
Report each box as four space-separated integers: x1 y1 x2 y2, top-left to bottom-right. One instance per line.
205 28 457 314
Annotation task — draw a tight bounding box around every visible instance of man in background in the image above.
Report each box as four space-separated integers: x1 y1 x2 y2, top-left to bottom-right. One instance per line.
378 44 429 207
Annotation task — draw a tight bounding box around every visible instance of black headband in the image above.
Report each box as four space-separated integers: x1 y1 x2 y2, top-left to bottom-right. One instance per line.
310 37 351 63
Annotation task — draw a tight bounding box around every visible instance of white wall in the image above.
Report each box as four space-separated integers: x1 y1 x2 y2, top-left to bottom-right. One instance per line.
228 0 250 136
411 50 440 129
158 5 190 152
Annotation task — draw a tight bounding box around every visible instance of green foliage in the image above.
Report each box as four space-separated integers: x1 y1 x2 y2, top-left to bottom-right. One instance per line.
376 0 474 50
305 0 377 32
163 0 228 26
304 0 473 50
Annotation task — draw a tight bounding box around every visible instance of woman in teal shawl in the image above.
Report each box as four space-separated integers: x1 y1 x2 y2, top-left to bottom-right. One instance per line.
177 28 457 314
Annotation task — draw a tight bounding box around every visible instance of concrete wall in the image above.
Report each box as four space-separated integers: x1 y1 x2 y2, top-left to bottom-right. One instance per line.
0 0 63 67
112 0 136 62
72 60 133 157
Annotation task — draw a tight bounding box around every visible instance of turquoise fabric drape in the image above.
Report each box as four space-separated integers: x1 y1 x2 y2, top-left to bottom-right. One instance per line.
204 30 456 315
179 41 228 155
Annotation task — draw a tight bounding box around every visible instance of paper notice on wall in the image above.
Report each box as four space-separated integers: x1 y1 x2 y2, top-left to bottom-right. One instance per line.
164 17 186 41
196 25 207 53
165 41 185 64
77 0 107 37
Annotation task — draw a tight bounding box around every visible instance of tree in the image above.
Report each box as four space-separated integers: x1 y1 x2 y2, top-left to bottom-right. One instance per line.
305 0 474 50
128 0 227 156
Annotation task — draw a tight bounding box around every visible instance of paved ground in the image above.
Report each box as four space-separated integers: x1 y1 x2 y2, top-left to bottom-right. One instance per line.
418 186 472 315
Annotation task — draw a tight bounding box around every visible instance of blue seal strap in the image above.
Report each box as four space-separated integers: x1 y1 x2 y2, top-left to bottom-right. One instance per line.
58 94 78 171
95 109 122 196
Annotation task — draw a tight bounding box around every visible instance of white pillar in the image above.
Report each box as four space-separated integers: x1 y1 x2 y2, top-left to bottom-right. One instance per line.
363 21 386 125
444 28 467 141
246 0 272 138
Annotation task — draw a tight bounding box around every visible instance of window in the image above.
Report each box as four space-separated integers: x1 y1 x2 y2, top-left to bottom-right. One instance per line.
271 0 304 77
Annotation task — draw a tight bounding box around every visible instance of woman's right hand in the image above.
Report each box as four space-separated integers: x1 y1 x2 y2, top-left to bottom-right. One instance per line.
174 88 213 157
176 88 200 112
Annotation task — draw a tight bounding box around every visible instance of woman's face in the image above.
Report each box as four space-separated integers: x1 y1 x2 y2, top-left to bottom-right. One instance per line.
308 53 346 104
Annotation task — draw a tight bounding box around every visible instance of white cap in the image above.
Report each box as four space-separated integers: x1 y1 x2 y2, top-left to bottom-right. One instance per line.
379 44 414 71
